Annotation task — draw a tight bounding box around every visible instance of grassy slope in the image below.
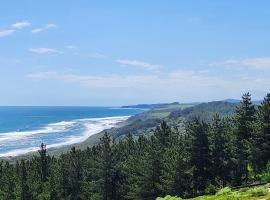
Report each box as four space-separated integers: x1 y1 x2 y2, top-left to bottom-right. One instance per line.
158 184 270 200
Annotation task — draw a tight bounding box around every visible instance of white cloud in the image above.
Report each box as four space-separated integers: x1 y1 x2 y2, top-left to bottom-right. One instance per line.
116 59 162 72
65 45 78 50
12 21 31 29
27 70 270 102
31 28 42 33
28 72 158 89
31 24 57 33
29 48 62 54
0 20 31 38
46 24 57 28
215 57 270 70
0 29 15 37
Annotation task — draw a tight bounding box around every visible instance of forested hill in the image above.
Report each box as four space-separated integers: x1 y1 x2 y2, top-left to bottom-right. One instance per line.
121 102 181 109
107 100 238 140
72 100 238 150
169 101 238 121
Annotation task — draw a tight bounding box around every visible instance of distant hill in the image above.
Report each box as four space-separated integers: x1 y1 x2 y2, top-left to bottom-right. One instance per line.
169 101 238 121
224 98 262 105
224 98 241 104
121 102 180 109
106 101 238 139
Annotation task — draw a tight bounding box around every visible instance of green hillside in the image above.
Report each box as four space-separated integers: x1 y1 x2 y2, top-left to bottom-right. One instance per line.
169 101 238 121
109 100 237 139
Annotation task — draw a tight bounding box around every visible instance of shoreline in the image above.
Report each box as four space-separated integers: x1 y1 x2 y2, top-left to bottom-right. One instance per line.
0 115 130 158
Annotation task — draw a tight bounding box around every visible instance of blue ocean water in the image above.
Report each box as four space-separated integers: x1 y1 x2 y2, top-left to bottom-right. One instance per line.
0 106 144 157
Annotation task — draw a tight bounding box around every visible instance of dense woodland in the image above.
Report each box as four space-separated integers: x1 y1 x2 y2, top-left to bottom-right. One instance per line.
0 93 270 200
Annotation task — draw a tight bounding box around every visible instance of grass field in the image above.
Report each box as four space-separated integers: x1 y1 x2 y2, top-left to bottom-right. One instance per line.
157 184 270 200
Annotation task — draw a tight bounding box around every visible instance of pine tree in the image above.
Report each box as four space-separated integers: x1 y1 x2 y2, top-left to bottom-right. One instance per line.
2 162 16 200
156 121 180 196
144 121 175 198
188 118 211 195
209 114 233 187
131 136 163 200
170 133 192 198
234 92 256 185
154 121 173 147
100 133 116 200
38 143 49 183
69 147 84 200
251 93 270 173
124 135 150 200
49 174 58 200
82 146 103 199
20 160 32 200
258 93 270 167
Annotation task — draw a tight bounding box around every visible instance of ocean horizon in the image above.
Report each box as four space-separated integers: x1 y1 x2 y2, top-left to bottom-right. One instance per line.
0 106 144 157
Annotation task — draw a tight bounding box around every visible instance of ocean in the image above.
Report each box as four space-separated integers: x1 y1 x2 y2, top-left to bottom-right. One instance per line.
0 106 144 157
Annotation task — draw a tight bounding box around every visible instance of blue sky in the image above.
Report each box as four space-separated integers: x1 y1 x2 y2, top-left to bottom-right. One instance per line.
1 0 270 106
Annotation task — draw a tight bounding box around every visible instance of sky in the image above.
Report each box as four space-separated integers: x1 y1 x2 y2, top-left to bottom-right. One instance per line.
1 0 270 106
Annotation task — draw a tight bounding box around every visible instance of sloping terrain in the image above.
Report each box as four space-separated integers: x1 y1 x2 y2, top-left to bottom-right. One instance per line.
52 101 238 152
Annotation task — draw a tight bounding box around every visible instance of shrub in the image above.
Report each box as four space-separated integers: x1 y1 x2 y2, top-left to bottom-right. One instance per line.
258 162 270 182
216 186 232 196
156 195 182 200
205 184 217 194
248 186 267 197
259 172 270 182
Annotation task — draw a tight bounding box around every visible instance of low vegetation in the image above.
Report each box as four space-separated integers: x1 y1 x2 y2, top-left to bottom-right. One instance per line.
158 184 270 200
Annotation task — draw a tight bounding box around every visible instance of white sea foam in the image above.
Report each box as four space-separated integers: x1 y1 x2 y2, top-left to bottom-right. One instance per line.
46 116 129 148
0 116 129 157
0 121 76 142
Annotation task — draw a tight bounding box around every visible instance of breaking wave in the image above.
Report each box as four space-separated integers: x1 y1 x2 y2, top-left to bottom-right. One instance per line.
0 116 129 157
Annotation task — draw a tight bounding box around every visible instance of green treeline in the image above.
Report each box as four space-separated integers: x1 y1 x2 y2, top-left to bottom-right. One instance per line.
0 93 270 200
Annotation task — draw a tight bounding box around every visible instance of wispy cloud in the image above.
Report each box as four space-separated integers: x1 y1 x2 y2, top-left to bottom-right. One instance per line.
0 29 15 37
31 24 57 33
65 45 78 50
116 59 162 72
214 57 270 70
28 72 157 88
12 21 31 29
0 20 30 38
29 48 62 54
27 70 270 102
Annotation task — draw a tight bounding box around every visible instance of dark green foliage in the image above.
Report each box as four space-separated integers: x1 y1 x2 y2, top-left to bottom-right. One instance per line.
38 143 49 183
234 93 256 184
20 160 32 200
100 132 116 200
251 93 270 173
209 114 233 186
188 119 211 194
0 93 269 200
